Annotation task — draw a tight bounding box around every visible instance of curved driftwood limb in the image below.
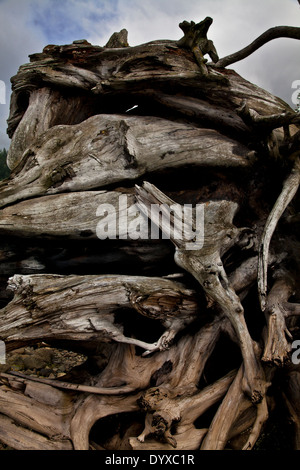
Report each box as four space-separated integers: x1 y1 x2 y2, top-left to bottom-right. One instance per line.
200 366 246 449
70 392 140 450
258 158 300 311
242 396 268 450
237 100 300 132
201 365 272 450
215 26 300 68
0 371 137 395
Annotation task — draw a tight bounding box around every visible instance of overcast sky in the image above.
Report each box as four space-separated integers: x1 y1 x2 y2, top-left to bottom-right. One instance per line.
0 0 299 149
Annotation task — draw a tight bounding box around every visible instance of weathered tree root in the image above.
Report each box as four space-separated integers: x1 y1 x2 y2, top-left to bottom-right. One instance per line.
136 181 267 403
258 158 300 312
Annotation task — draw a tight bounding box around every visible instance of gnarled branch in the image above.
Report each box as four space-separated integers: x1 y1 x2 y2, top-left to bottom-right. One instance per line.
215 26 300 68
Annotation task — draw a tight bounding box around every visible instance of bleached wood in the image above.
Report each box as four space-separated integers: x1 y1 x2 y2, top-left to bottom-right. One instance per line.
1 114 254 208
0 20 299 451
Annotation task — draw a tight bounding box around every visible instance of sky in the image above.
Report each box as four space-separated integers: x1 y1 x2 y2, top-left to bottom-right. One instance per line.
0 0 299 149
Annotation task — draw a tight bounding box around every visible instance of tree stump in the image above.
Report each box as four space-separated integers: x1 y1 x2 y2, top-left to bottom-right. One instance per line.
0 21 300 451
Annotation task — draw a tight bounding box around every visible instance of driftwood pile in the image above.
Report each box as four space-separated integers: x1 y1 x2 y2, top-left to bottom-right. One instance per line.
0 19 299 450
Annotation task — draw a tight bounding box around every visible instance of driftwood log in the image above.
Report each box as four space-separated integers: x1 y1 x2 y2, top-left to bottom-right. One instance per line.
0 19 300 450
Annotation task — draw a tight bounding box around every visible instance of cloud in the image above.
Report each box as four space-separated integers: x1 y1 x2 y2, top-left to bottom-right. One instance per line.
29 0 120 44
0 0 47 149
0 0 299 148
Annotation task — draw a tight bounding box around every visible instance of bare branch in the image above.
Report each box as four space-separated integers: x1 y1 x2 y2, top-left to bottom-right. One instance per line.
215 26 300 68
0 371 136 395
237 100 300 132
258 158 300 311
242 397 268 450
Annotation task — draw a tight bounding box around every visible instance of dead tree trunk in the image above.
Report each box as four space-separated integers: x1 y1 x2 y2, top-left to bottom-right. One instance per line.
0 20 300 450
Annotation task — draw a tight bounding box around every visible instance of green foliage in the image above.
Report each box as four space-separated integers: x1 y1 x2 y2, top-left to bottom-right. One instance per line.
0 148 10 180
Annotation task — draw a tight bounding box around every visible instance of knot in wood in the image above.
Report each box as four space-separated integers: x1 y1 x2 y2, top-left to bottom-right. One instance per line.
152 412 169 435
137 386 171 412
